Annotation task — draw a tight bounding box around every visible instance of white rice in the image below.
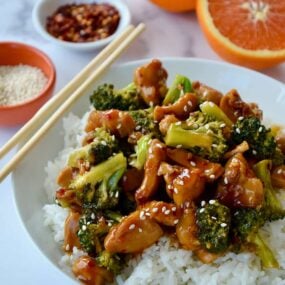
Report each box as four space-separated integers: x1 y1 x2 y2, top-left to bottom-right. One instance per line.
43 111 285 285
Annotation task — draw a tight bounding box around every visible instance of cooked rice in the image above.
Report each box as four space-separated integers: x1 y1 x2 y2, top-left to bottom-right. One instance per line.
43 111 285 285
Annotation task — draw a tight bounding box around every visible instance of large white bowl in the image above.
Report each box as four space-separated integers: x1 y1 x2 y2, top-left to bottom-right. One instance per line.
33 0 131 51
12 58 285 284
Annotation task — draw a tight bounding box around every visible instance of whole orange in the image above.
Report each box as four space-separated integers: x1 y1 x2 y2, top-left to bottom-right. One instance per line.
150 0 196 12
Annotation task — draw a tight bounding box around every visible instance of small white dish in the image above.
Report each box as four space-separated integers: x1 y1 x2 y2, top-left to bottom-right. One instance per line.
32 0 131 51
12 58 285 283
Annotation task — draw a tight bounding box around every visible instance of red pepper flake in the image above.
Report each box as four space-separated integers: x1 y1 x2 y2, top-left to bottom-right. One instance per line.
46 3 120 43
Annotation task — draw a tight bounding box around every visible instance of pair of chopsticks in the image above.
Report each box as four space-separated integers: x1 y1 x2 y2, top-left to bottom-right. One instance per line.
0 23 145 182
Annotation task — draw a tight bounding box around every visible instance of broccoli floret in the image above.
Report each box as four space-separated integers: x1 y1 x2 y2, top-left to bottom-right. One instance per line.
232 208 279 268
163 74 192 105
254 160 285 221
232 117 284 165
90 83 145 111
68 128 119 167
164 111 228 161
129 108 159 136
77 208 122 254
77 210 110 254
70 153 127 191
130 134 152 170
196 200 231 253
96 251 123 274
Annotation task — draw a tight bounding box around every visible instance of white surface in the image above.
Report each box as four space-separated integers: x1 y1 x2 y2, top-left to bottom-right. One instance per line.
0 1 285 284
33 0 131 51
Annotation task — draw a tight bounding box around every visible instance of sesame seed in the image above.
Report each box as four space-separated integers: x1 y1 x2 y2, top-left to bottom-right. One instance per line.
184 105 188 112
145 208 150 211
152 207 158 213
135 125 141 131
129 224 136 230
185 201 190 208
149 101 154 107
221 223 227 227
205 169 211 174
199 208 205 213
117 123 122 129
234 111 239 116
174 219 179 224
211 216 217 220
258 126 263 133
236 128 241 134
220 123 226 128
190 161 196 167
201 201 206 207
188 101 193 106
162 206 166 212
156 143 163 148
119 112 123 118
167 184 173 189
65 244 70 251
252 149 257 155
165 210 171 215
209 102 214 107
224 177 229 185
108 222 112 227
212 144 217 148
277 169 283 174
210 174 215 179
177 179 184 185
176 144 183 148
172 207 177 212
175 121 182 125
138 228 143 233
115 191 119 198
140 211 145 219
82 225 87 231
238 116 244 121
209 200 216 204
91 213 95 220
174 188 178 194
101 140 107 145
205 124 210 130
145 212 151 216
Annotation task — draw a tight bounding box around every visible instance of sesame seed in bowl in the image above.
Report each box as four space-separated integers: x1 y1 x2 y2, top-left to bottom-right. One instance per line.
0 42 56 126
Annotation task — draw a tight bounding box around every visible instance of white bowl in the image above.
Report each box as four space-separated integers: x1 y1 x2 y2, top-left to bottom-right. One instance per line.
12 58 285 283
32 0 131 51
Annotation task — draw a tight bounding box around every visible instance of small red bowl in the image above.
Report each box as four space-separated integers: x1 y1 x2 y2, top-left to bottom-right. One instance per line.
0 42 56 126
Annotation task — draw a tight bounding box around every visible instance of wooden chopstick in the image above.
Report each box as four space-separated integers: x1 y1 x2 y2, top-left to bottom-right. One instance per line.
0 24 135 160
0 23 145 182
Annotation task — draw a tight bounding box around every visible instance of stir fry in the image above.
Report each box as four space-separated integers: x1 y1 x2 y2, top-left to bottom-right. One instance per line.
55 59 285 285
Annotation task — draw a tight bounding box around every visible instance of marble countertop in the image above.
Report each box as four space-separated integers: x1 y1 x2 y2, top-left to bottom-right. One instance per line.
0 1 284 284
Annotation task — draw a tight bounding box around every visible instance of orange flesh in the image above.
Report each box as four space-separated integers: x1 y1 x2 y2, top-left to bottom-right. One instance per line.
208 0 285 50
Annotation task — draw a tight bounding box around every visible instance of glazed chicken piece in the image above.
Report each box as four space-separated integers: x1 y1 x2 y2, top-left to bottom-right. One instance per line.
141 201 182 226
219 89 262 123
55 188 81 211
85 109 135 138
104 210 163 253
158 162 206 206
159 114 179 135
166 148 224 183
194 248 220 264
135 139 167 204
192 81 223 106
224 141 249 160
216 153 264 208
122 167 144 193
176 206 200 251
276 129 285 155
271 165 285 189
63 211 81 252
57 166 74 188
72 256 113 285
153 92 198 121
134 59 168 106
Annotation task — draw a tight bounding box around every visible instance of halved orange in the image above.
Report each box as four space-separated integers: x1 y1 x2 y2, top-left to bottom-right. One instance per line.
150 0 196 13
197 0 285 69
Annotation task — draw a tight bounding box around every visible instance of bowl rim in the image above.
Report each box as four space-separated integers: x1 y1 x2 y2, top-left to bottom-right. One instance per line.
0 41 56 110
32 0 131 50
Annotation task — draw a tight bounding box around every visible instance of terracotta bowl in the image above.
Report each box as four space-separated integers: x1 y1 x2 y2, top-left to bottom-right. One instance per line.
0 42 56 126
